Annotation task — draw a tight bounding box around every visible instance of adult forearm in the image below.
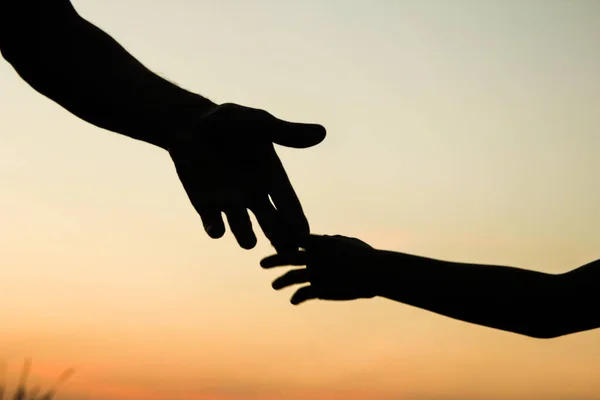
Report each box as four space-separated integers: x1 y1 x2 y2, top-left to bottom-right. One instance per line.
371 250 564 338
3 6 215 150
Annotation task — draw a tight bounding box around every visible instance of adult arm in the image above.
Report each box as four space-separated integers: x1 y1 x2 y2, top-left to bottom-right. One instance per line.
0 0 327 250
0 0 212 149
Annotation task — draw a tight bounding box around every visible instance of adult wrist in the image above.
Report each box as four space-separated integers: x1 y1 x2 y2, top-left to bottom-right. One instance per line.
160 98 220 151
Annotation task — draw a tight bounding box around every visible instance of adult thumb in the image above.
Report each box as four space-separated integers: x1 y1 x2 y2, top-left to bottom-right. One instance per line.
268 120 327 149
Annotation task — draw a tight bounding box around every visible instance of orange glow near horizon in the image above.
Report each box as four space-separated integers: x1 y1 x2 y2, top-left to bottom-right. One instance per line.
1 0 600 399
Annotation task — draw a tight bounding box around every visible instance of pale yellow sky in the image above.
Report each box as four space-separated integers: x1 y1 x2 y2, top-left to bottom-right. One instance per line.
0 1 599 399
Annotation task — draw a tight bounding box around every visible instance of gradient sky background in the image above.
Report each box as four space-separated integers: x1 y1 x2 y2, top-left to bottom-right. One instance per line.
1 0 599 399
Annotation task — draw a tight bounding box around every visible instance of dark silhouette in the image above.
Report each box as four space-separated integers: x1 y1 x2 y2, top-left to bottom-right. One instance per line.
12 358 30 400
1 358 74 400
0 0 325 251
261 234 600 339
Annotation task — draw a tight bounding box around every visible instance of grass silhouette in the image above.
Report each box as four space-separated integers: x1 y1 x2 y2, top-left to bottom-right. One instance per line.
0 359 74 400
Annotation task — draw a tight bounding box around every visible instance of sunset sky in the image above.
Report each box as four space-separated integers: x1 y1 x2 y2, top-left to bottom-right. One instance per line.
1 0 599 399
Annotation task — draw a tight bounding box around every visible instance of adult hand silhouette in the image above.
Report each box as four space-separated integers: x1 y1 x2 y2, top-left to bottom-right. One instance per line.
260 234 378 304
168 103 325 251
